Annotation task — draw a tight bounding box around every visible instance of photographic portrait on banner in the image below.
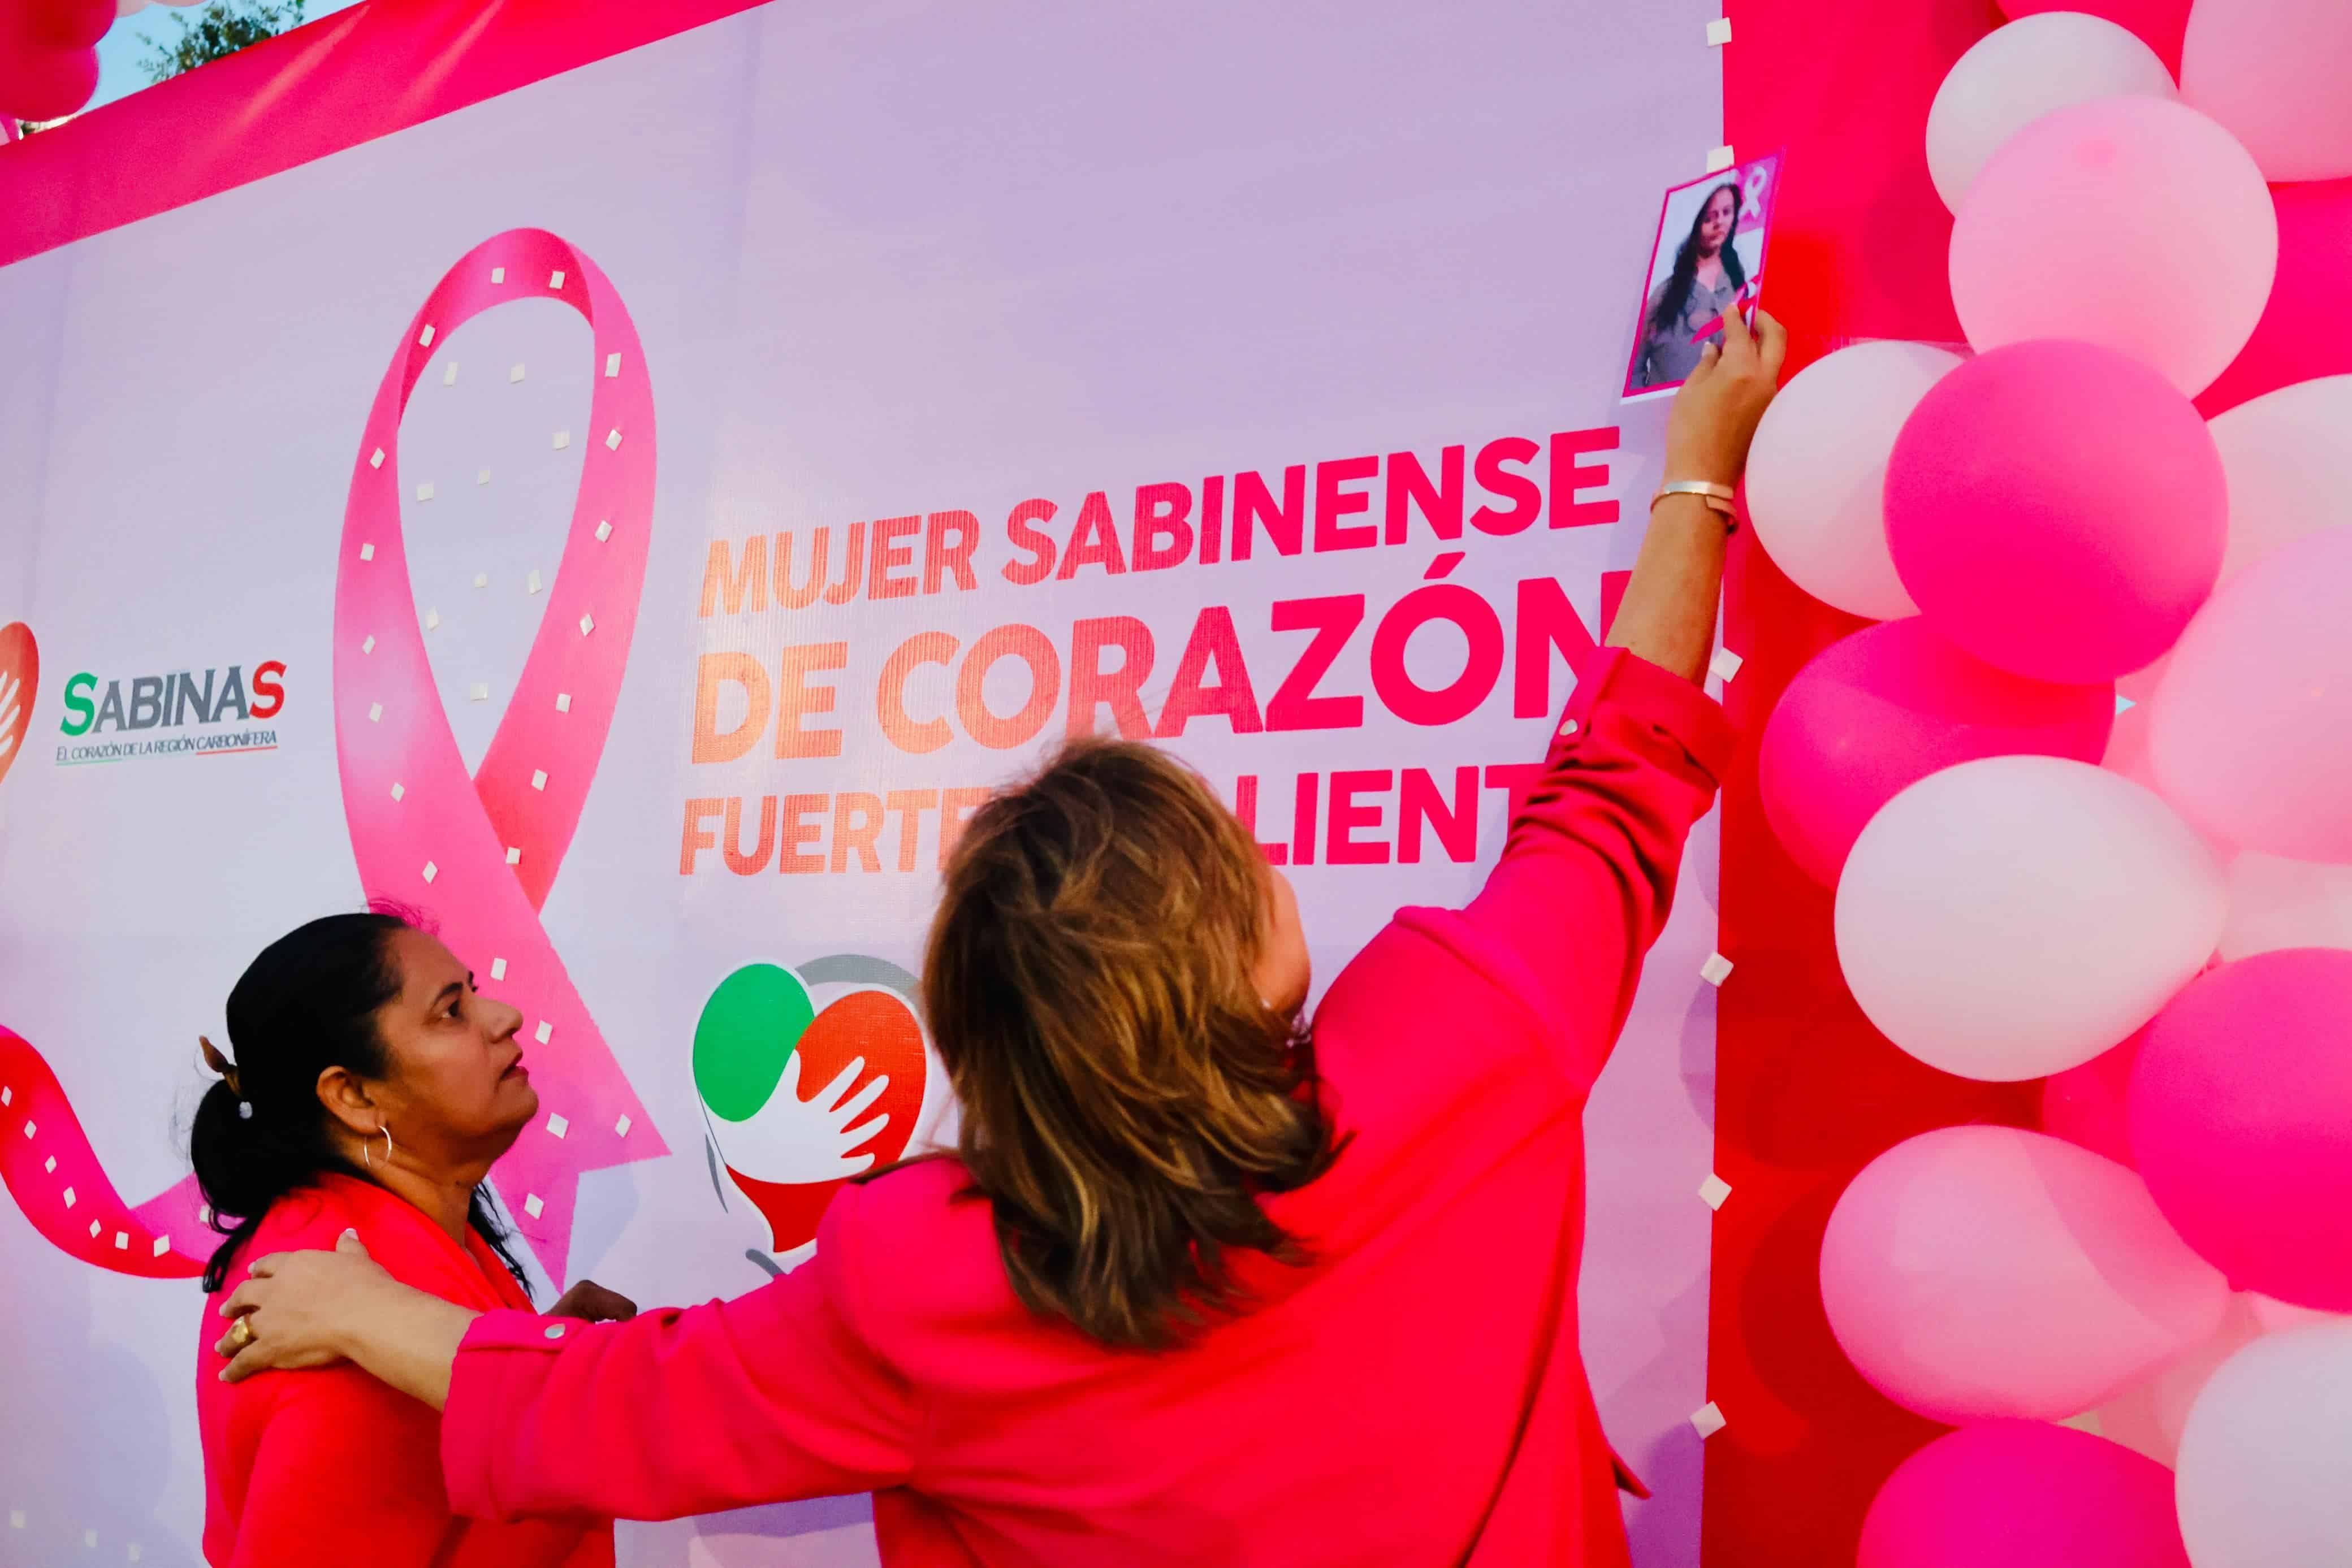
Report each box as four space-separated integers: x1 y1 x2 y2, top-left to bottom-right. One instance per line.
1623 151 1782 401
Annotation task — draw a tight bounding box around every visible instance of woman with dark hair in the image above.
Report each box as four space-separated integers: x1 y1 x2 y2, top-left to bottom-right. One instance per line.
211 311 1788 1567
1634 180 1748 390
192 908 634 1567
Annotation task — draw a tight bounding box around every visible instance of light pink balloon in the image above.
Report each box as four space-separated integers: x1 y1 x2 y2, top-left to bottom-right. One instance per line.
1885 340 2224 683
1762 618 2112 885
2180 0 2352 183
1951 97 2276 397
1860 1420 2189 1568
1744 341 1955 619
1822 1125 2229 1423
2220 852 2352 961
2204 375 2352 587
1927 14 2176 215
2094 1293 2264 1467
2198 180 2352 418
2041 1029 2143 1169
1835 757 2225 1082
2149 526 2352 862
1999 0 2191 75
2130 947 2352 1310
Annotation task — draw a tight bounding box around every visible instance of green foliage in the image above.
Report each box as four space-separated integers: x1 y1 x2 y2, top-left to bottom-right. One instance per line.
139 0 309 85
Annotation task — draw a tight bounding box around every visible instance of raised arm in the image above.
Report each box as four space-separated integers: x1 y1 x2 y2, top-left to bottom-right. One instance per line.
1459 307 1783 1086
219 1196 918 1522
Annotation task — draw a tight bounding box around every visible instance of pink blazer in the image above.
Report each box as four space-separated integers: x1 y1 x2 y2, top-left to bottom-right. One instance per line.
197 1173 615 1568
440 648 1730 1567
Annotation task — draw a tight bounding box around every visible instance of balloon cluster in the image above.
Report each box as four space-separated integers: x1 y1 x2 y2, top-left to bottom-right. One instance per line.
1744 6 2352 1564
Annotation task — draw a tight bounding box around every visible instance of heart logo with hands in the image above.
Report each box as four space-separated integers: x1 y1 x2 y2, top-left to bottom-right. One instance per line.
0 622 37 792
693 958 930 1258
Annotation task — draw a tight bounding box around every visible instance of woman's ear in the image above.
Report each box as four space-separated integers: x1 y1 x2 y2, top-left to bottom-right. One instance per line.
315 1065 381 1138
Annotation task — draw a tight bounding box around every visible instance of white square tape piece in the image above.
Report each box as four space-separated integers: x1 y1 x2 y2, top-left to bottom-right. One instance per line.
443 362 458 386
605 428 623 451
469 682 489 703
547 1114 569 1140
595 519 612 542
490 958 508 981
369 448 384 469
527 569 543 595
615 1114 632 1137
421 861 438 884
490 266 505 284
418 324 435 347
524 1194 545 1220
509 363 526 383
578 613 595 636
552 430 570 451
505 846 522 866
1690 1402 1728 1439
535 1021 553 1045
0 1086 9 1106
390 782 404 802
415 482 435 503
9 1509 23 1529
549 269 567 289
555 692 572 713
1698 1173 1733 1210
1706 16 1732 45
1709 647 1745 683
531 769 548 791
113 1232 126 1250
62 1188 75 1208
362 635 376 655
152 1237 170 1258
1700 952 1735 987
424 609 440 631
604 352 621 378
368 702 383 723
358 543 374 562
1706 145 1736 173
477 468 491 486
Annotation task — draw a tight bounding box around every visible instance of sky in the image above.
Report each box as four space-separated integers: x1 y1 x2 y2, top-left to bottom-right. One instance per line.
86 0 366 112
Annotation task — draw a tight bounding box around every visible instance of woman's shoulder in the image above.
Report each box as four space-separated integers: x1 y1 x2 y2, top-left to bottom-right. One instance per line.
227 1175 482 1299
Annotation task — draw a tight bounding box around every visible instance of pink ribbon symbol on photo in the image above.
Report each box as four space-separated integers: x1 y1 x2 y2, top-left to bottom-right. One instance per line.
335 228 669 1283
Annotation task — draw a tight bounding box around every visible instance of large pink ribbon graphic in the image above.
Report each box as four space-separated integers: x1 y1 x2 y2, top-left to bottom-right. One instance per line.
335 228 668 1282
0 232 667 1287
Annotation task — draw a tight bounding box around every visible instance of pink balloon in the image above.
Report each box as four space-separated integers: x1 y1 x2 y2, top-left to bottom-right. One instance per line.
0 0 113 122
1762 618 2113 885
2042 1029 2143 1169
2198 180 2352 418
1821 1126 2228 1423
1860 1421 2190 1568
1886 339 2224 683
2148 527 2352 861
2131 947 2352 1310
2181 0 2352 184
1951 97 2276 397
2000 0 2190 75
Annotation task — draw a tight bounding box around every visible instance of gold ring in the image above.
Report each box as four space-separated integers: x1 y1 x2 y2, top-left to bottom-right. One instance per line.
226 1316 256 1353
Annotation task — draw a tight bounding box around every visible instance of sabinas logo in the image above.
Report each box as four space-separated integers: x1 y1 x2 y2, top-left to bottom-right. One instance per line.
55 658 288 765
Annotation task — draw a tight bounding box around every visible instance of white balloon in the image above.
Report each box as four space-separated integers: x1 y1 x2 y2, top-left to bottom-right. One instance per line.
2248 1293 2349 1335
2207 375 2352 587
1835 757 2226 1081
2218 852 2352 961
1744 341 1956 619
2176 1323 2352 1568
1927 13 2177 214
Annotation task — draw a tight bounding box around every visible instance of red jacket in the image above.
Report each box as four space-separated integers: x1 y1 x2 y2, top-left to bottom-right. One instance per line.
197 1173 614 1568
442 648 1730 1566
